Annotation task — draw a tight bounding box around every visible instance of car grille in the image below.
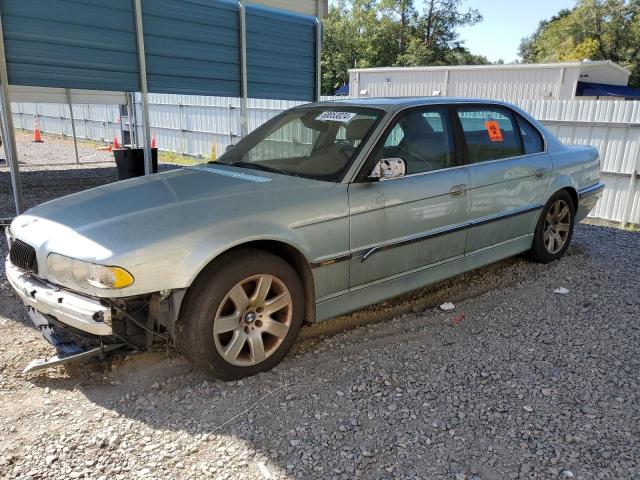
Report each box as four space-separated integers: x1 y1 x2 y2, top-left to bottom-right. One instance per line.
9 239 38 274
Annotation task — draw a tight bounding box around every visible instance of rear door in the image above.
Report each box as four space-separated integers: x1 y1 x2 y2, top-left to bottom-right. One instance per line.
455 105 551 254
348 106 470 288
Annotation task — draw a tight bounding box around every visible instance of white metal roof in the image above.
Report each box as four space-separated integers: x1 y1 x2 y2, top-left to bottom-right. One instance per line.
350 60 630 76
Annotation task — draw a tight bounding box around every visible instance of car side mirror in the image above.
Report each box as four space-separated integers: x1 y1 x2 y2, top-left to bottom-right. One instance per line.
369 158 406 181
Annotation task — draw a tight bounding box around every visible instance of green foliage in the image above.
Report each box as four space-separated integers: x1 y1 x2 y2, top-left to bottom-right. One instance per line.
321 0 486 94
519 0 640 87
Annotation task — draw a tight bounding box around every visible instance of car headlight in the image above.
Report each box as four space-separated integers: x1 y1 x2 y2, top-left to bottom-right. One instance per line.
47 254 134 289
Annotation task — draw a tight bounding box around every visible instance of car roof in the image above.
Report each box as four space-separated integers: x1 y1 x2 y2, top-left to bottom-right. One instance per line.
306 97 517 112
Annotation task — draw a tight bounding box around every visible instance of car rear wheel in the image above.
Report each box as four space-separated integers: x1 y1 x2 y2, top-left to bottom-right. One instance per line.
176 249 304 379
526 190 575 264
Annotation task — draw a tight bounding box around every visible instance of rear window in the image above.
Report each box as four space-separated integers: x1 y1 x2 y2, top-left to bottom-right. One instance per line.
517 115 544 154
457 107 523 163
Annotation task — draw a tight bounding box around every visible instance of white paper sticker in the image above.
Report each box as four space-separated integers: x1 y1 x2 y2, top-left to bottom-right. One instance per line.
315 111 357 123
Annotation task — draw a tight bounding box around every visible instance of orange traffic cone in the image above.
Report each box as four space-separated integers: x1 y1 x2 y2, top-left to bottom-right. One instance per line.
33 115 44 143
113 135 120 149
151 135 157 149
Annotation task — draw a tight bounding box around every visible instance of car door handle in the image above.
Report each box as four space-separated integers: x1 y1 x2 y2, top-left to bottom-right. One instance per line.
449 184 467 198
535 168 547 179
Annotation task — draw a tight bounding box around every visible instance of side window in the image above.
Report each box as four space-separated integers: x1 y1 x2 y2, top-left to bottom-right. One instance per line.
374 108 454 175
517 115 544 154
457 107 523 163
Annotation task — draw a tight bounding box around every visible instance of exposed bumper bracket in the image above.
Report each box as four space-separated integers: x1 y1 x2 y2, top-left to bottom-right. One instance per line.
23 342 126 374
23 307 128 373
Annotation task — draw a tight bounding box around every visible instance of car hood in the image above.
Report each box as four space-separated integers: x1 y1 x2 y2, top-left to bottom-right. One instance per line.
10 165 338 263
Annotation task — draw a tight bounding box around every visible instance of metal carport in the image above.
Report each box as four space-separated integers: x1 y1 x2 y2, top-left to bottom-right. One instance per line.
0 0 327 215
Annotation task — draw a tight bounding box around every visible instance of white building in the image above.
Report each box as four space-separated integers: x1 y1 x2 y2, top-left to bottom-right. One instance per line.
348 61 635 101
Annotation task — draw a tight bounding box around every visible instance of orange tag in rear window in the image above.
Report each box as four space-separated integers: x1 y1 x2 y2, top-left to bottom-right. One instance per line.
484 120 504 142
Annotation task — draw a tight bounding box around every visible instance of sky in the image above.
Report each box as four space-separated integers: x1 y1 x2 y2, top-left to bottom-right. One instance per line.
454 0 576 62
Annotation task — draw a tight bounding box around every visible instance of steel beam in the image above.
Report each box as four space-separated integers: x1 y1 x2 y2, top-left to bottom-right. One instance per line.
0 10 23 214
239 0 249 138
622 169 638 228
125 92 134 147
133 0 153 175
128 92 139 147
66 88 80 164
315 2 322 101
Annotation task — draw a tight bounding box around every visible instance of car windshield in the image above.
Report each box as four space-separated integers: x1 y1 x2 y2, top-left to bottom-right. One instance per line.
214 106 384 181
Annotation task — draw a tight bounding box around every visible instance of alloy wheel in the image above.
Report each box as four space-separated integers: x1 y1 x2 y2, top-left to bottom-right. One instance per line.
213 274 292 367
543 199 571 254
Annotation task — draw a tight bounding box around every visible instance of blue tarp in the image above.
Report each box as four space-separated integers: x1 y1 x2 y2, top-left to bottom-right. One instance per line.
334 84 349 95
576 81 640 98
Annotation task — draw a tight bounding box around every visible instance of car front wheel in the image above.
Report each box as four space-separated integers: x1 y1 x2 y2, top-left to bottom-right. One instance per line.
176 249 305 379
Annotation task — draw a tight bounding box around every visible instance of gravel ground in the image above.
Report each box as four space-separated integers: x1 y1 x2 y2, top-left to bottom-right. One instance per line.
0 130 118 218
2 225 639 480
2 130 115 166
0 139 639 479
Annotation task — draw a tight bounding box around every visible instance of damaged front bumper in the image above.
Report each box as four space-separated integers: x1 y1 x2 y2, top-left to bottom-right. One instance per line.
6 258 127 372
6 259 113 336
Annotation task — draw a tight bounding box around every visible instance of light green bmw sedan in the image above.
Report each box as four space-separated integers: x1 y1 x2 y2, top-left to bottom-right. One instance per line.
6 97 603 379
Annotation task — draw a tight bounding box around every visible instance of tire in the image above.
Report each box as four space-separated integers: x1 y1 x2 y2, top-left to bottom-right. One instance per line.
526 190 575 264
176 249 305 380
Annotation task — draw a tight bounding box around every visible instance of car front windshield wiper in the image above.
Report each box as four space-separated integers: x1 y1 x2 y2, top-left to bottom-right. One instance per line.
214 161 284 175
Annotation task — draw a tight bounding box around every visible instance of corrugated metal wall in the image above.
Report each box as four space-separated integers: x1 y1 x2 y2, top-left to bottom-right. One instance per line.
246 4 318 100
1 0 140 92
351 67 573 101
0 0 319 101
12 101 122 144
351 70 448 98
142 0 241 97
519 99 640 224
448 68 562 101
10 96 640 225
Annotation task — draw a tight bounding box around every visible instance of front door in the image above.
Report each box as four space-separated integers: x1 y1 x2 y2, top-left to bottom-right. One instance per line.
454 106 552 254
348 106 470 288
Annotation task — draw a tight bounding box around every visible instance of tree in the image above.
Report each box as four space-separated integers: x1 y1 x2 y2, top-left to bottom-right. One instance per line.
321 2 360 93
519 0 640 87
378 0 417 55
321 0 486 94
321 0 400 93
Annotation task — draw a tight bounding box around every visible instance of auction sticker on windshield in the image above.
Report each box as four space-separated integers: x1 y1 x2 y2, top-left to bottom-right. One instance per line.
316 111 357 122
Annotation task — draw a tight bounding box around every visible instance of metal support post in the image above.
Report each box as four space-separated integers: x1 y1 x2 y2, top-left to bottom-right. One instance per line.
133 0 153 174
621 170 638 229
239 0 248 137
0 10 23 214
125 93 133 146
315 2 322 101
66 88 80 164
127 92 138 147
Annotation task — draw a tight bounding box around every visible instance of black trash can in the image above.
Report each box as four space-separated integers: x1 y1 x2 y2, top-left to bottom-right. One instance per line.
113 148 158 180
